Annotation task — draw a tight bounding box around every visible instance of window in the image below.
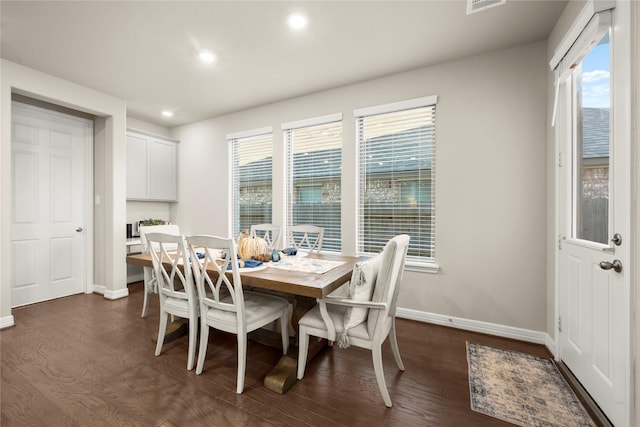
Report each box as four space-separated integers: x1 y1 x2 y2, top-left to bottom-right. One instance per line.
355 96 437 263
551 9 612 246
283 114 342 252
228 127 273 237
573 32 610 244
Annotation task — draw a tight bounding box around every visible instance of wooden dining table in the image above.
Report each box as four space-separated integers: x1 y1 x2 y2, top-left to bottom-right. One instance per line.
126 251 360 393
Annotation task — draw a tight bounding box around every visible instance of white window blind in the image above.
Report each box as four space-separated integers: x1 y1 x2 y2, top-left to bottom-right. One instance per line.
229 128 273 237
284 115 342 251
355 98 437 262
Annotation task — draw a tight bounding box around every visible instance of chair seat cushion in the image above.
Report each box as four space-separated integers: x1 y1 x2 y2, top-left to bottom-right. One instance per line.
299 304 370 341
164 296 195 316
204 291 288 327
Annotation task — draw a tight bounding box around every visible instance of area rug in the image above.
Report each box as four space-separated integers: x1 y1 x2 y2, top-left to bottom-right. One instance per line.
466 342 595 427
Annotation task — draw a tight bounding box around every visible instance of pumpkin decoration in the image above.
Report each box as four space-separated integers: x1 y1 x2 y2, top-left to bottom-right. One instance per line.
238 236 269 260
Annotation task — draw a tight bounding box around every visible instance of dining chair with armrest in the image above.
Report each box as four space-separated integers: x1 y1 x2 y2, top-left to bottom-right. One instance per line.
146 232 199 371
187 235 290 394
296 234 410 407
249 224 281 249
138 224 180 317
287 225 324 253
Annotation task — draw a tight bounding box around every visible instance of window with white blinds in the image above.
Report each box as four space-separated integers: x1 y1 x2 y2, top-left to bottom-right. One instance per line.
355 96 437 262
283 114 342 252
229 128 273 237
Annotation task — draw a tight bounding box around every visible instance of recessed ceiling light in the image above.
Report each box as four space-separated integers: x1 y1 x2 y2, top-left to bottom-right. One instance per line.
198 49 216 64
161 111 173 117
288 13 308 30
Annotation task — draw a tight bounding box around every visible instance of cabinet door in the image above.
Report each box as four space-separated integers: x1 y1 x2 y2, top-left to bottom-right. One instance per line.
148 138 177 201
126 133 149 199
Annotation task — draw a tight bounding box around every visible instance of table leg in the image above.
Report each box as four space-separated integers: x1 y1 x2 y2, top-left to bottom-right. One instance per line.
151 319 189 344
263 295 328 394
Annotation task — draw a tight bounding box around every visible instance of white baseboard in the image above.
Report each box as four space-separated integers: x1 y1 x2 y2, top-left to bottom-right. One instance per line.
396 307 555 354
127 273 143 283
0 315 15 329
93 285 129 300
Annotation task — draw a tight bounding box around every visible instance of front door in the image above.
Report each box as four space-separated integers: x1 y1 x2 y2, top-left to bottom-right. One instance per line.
557 8 631 426
11 102 92 307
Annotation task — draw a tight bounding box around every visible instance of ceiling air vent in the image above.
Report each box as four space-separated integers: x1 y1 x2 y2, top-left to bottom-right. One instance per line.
466 0 506 15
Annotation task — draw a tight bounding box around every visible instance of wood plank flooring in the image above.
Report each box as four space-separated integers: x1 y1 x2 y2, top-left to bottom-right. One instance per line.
1 282 581 426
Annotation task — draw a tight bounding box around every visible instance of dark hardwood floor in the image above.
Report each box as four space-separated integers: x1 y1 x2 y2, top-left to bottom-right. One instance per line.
2 282 561 426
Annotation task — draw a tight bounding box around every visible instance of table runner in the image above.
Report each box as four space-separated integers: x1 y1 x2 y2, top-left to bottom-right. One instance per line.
268 255 345 274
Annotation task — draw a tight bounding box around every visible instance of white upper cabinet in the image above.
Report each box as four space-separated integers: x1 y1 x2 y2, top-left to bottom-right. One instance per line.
126 129 178 201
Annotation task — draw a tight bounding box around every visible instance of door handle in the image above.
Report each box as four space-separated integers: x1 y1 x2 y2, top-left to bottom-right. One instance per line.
599 259 622 273
76 227 83 232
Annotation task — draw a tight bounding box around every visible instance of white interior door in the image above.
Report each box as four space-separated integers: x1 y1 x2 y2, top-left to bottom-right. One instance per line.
556 6 631 426
11 102 92 307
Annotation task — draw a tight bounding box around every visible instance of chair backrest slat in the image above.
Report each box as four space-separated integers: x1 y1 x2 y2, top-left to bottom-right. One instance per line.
250 224 281 249
288 225 324 253
146 232 196 302
187 235 245 318
140 224 180 252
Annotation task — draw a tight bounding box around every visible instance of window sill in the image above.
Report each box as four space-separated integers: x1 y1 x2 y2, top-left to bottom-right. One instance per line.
404 260 440 274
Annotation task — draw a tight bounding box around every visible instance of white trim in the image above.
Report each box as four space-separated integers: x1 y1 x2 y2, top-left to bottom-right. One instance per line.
404 260 440 274
354 95 438 117
127 273 144 283
94 285 129 300
396 307 553 352
126 127 179 143
84 117 94 295
226 126 272 141
549 0 615 71
281 113 342 130
11 101 95 303
0 315 15 329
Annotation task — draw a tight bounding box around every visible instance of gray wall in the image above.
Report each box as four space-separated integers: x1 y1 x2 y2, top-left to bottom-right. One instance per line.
172 40 549 333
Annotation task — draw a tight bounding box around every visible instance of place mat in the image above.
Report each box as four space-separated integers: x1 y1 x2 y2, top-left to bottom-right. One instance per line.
268 256 345 274
467 342 595 427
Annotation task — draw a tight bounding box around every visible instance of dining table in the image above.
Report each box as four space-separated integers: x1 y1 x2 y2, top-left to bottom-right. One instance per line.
126 250 360 394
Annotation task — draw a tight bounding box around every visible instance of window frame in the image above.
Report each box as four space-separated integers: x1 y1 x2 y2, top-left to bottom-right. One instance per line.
354 96 439 273
227 126 273 239
282 113 343 253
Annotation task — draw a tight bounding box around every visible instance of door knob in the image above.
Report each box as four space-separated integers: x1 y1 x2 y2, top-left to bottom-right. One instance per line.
599 259 622 273
76 227 83 232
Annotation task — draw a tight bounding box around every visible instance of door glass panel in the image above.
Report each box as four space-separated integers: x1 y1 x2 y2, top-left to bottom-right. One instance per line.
574 33 610 244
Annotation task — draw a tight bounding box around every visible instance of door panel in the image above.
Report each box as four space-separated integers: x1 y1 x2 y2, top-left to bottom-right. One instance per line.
562 241 617 399
11 102 91 307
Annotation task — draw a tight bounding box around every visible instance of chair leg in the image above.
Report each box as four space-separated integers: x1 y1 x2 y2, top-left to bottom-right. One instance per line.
186 314 197 371
195 319 209 375
236 334 247 394
296 326 309 380
280 309 290 355
155 311 168 357
141 286 149 317
390 318 405 371
372 345 392 408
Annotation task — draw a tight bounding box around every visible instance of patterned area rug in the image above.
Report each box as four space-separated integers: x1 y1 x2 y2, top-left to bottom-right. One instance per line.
467 342 595 427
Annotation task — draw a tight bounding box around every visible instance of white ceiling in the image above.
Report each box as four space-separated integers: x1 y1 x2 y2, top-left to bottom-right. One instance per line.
1 1 567 127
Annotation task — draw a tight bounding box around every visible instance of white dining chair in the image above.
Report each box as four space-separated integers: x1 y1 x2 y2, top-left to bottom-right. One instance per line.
287 225 324 253
146 232 199 371
138 224 180 317
296 234 410 407
249 223 281 249
187 235 290 394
